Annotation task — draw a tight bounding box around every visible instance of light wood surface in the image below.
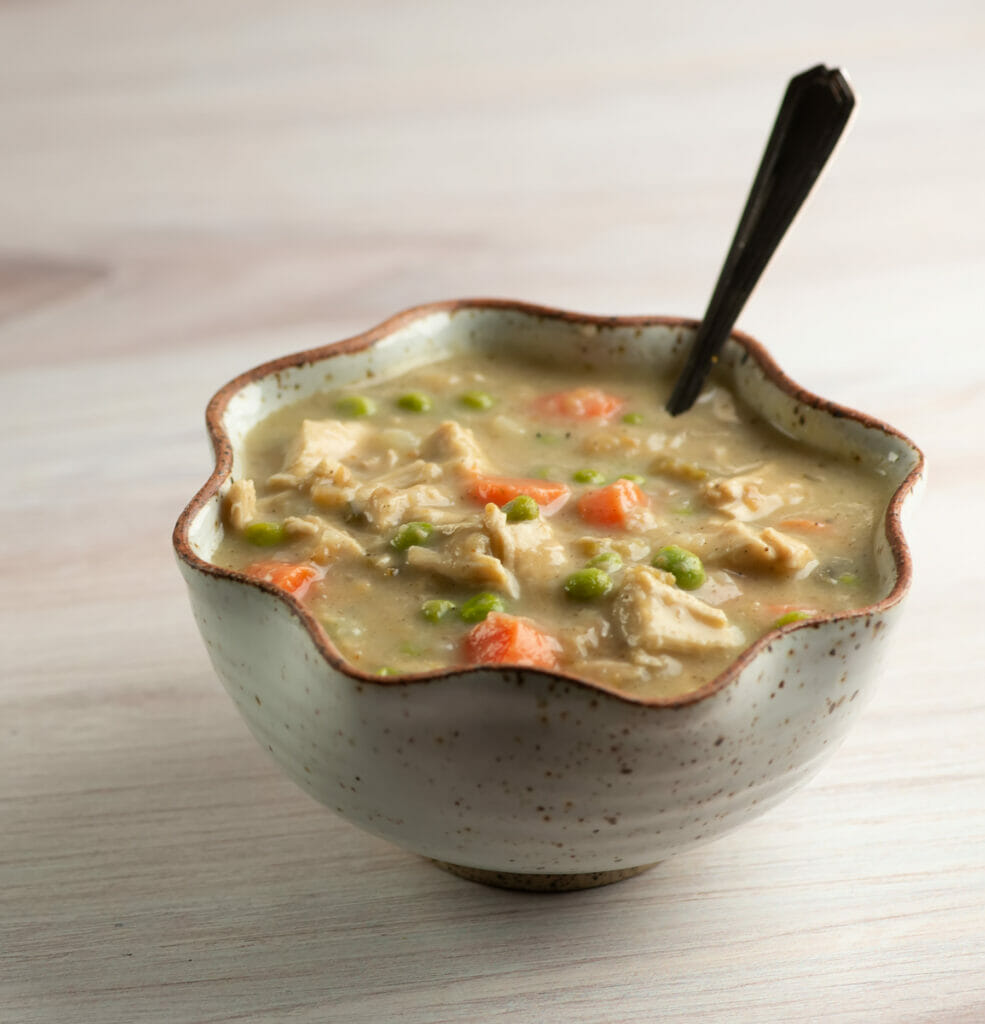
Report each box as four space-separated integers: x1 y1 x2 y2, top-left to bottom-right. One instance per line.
3 2 983 1021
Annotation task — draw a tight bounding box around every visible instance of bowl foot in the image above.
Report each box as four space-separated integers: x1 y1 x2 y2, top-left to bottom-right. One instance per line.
430 859 658 892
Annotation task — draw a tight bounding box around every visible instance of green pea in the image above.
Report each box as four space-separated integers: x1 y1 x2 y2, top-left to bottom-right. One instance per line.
243 521 286 547
573 468 606 485
587 550 622 572
503 494 540 522
460 390 495 410
622 412 644 425
335 394 376 418
619 473 646 486
652 545 706 590
421 599 456 622
396 391 432 413
534 465 564 481
391 521 435 551
563 568 614 601
773 610 813 629
837 572 860 586
460 592 505 623
377 667 398 676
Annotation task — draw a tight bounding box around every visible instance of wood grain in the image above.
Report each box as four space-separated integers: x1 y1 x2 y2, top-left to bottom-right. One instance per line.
2 2 983 1021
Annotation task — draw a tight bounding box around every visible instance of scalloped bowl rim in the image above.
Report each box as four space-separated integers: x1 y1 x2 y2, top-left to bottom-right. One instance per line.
172 297 924 708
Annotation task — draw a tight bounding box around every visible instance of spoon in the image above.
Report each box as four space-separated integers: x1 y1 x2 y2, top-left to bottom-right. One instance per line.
665 64 855 416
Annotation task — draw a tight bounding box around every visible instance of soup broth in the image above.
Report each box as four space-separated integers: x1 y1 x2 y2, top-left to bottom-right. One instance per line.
213 351 895 699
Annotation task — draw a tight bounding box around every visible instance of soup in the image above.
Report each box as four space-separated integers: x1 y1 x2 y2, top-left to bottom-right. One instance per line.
213 351 894 698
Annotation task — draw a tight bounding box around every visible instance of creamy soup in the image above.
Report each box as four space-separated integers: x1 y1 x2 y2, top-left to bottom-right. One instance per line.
214 352 893 698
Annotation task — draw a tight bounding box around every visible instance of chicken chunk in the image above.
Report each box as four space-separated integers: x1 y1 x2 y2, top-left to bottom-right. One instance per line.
224 478 257 531
269 419 367 488
708 521 816 576
482 503 568 586
700 474 787 521
309 463 356 511
282 514 323 537
354 483 453 531
407 530 519 597
310 459 451 529
573 535 651 564
650 453 708 482
579 429 643 457
421 420 487 475
379 458 444 489
613 565 744 656
309 522 366 565
280 514 365 564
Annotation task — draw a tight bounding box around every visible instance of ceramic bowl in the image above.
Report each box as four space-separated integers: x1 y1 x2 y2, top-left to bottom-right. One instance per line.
173 299 923 891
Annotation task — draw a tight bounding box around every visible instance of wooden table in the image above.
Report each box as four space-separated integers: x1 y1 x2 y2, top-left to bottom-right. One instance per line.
3 3 983 1021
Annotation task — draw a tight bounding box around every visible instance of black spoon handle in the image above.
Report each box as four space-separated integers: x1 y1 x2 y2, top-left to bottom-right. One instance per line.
665 65 855 416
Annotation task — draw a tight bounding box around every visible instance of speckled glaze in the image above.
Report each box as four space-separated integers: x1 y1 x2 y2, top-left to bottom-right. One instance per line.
173 300 924 890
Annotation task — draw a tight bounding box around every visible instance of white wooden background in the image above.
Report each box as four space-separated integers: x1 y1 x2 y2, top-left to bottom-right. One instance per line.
2 2 983 1021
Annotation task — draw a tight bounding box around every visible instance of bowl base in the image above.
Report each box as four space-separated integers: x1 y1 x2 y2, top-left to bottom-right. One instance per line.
430 859 658 892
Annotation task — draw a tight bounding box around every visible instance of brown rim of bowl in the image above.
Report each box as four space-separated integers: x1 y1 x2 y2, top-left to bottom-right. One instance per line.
172 297 924 709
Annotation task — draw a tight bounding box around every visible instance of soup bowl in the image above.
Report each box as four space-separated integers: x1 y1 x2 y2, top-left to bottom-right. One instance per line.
173 299 923 891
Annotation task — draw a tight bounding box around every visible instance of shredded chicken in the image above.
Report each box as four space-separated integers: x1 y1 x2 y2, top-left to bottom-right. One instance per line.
700 474 788 521
309 464 356 511
310 524 366 565
412 508 484 528
613 565 744 656
624 504 658 533
421 420 487 475
308 459 451 529
574 535 651 563
224 478 256 531
407 529 519 597
354 483 453 531
482 503 568 585
280 514 365 563
650 453 708 482
282 514 322 537
268 419 366 488
580 430 643 457
708 521 816 575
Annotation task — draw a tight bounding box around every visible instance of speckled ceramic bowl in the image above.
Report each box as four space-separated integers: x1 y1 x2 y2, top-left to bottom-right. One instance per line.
173 300 923 891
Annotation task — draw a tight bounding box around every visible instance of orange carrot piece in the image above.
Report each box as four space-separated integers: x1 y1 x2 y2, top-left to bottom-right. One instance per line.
576 478 648 528
777 518 833 533
244 560 320 598
466 474 570 515
533 386 624 422
463 612 561 670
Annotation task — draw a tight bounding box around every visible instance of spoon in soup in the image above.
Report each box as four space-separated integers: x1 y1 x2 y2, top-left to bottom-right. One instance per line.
666 64 855 416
